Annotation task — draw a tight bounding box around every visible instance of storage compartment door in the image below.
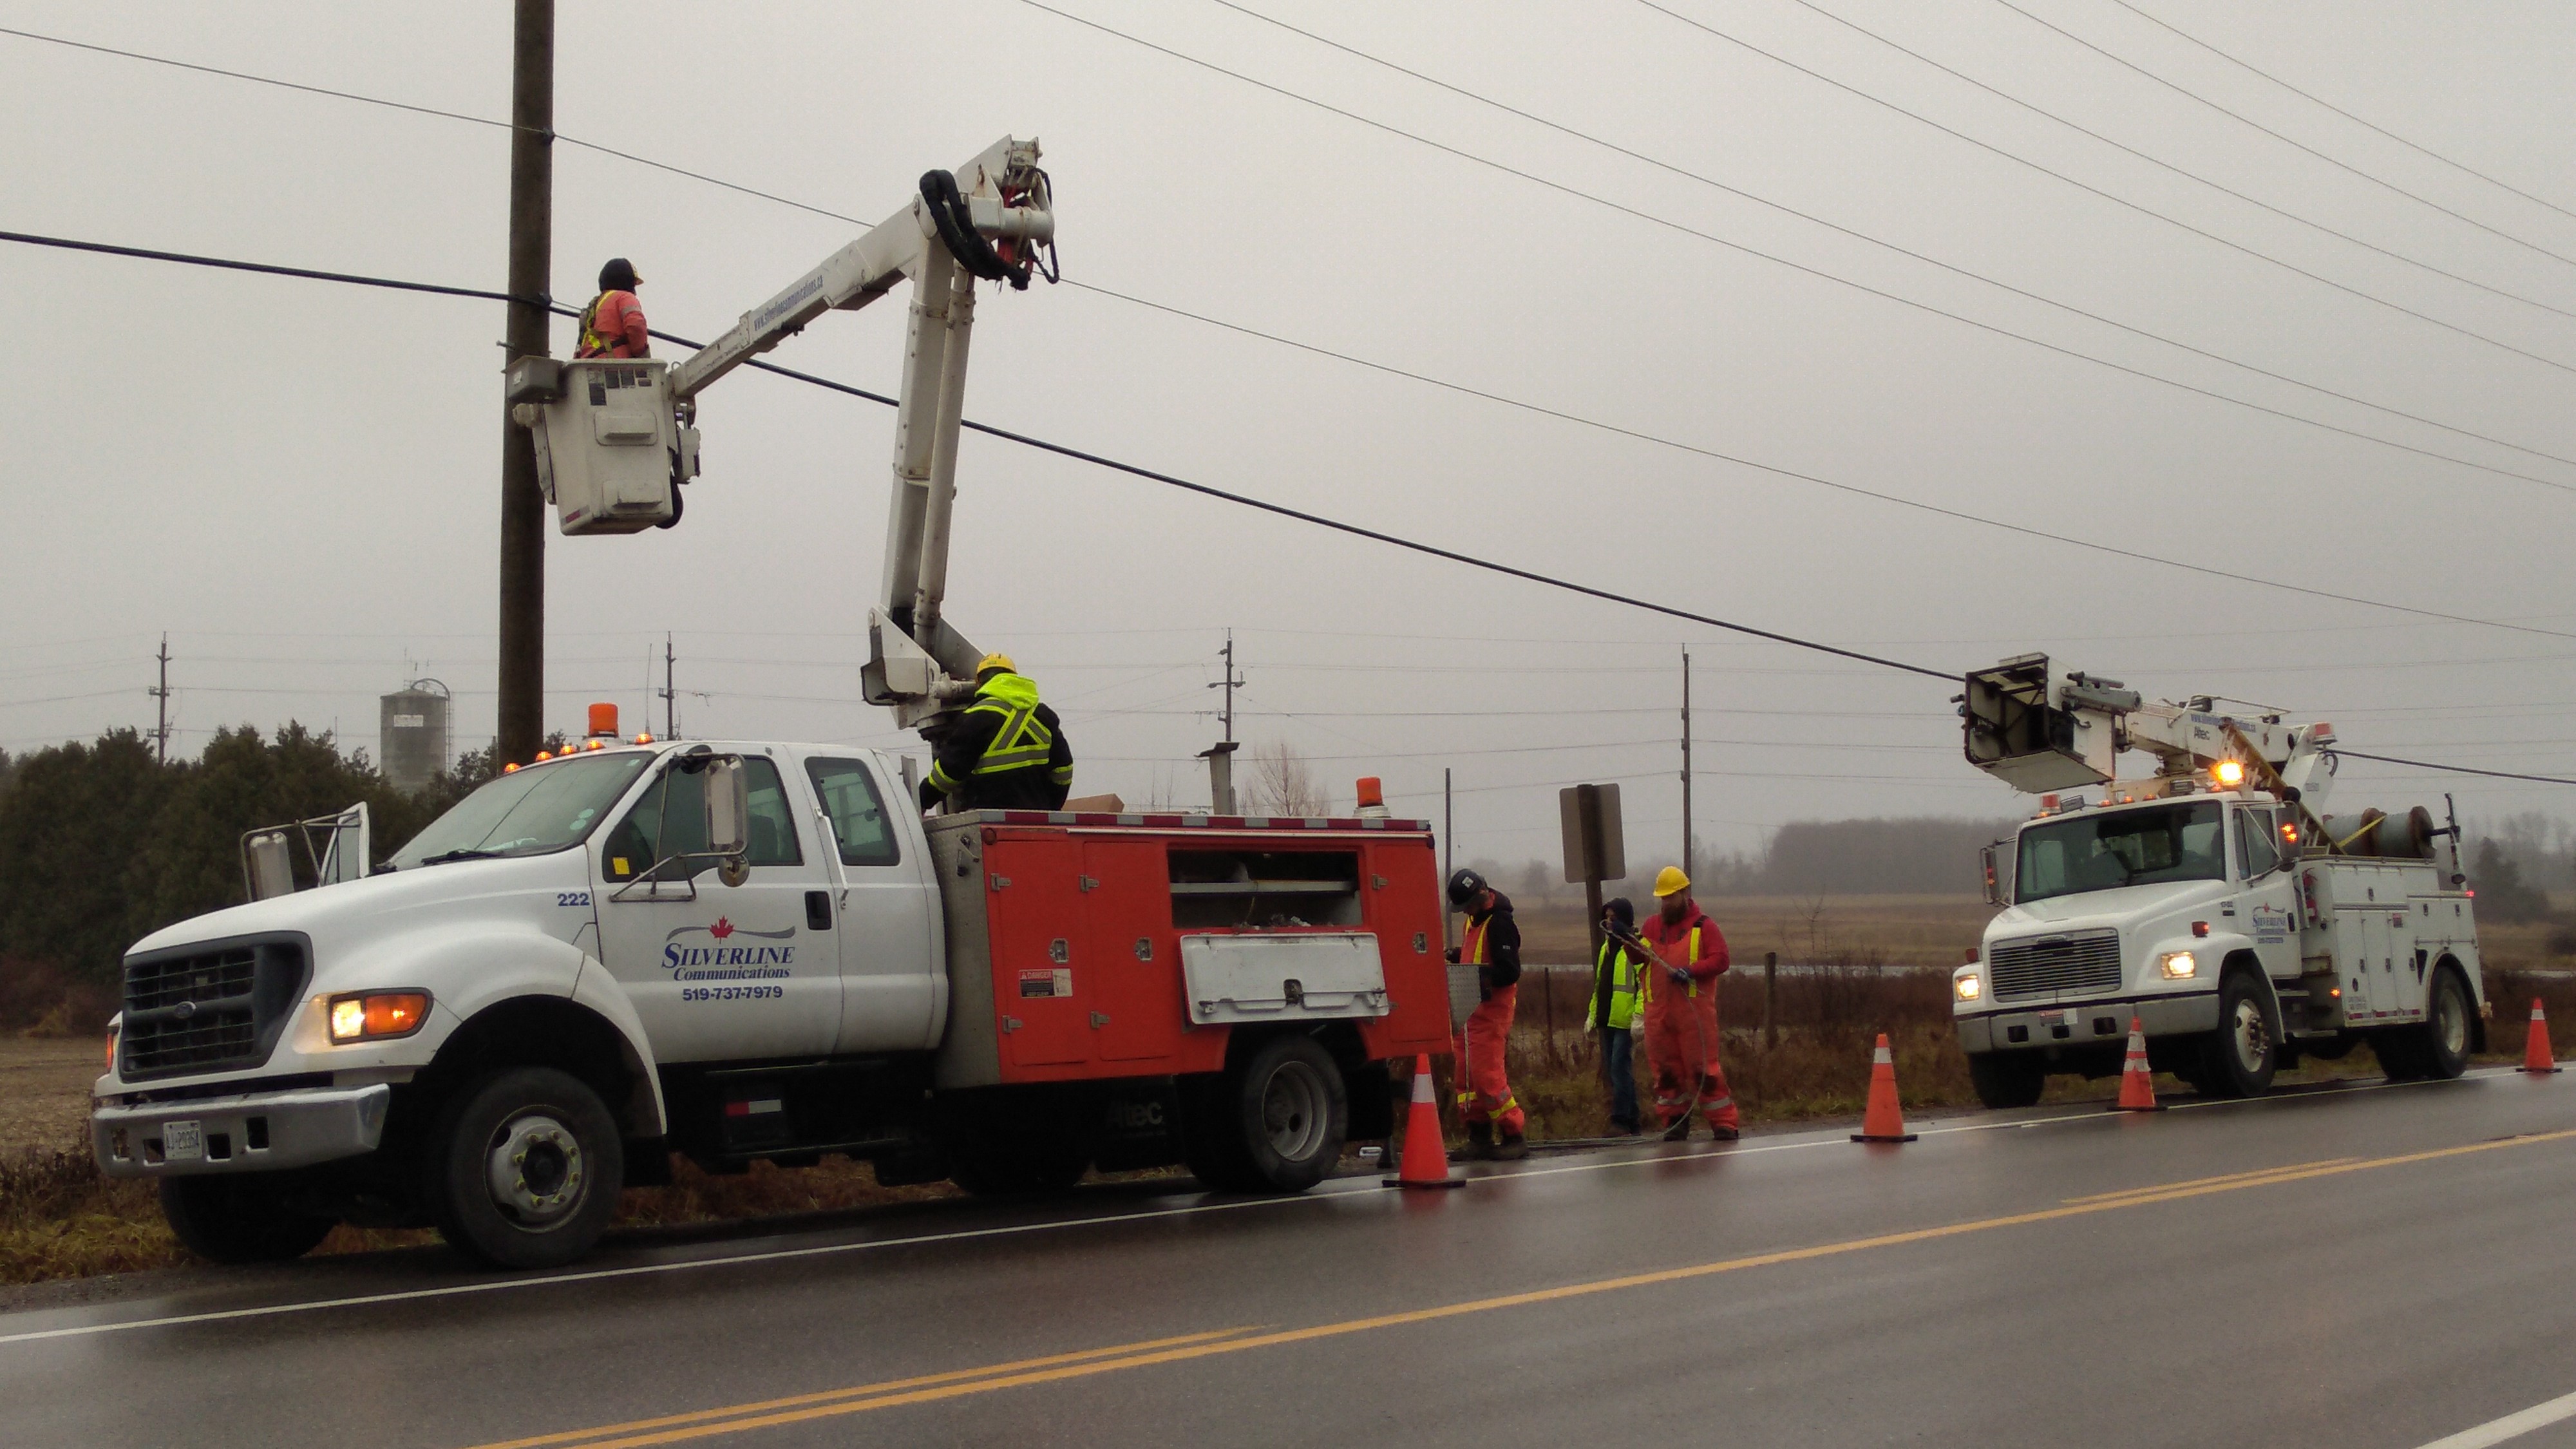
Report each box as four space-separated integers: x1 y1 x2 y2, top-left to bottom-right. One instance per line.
987 837 1092 1069
1179 933 1390 1025
1085 840 1179 1063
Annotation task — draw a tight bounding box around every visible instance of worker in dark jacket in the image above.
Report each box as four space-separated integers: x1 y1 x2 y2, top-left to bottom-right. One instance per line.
576 258 650 359
1445 867 1526 1160
1587 896 1646 1135
919 654 1074 813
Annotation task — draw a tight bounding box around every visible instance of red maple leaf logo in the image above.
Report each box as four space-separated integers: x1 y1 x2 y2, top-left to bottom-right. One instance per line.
709 918 734 939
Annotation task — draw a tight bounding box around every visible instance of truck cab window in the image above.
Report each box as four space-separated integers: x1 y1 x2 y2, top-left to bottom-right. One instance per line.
2014 801 2226 904
2235 807 2281 878
805 757 902 867
602 755 803 879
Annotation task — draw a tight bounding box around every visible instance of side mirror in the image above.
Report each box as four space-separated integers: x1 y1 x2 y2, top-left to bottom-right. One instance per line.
1980 845 2003 907
244 831 296 901
702 757 750 886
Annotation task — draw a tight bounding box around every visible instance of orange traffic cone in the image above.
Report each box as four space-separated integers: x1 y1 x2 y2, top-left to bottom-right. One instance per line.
1385 1054 1465 1188
2116 1017 2162 1110
2523 999 2562 1075
1851 1033 1917 1142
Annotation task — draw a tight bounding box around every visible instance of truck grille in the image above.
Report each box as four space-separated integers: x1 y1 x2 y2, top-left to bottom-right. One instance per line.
1988 929 2123 1004
120 934 309 1081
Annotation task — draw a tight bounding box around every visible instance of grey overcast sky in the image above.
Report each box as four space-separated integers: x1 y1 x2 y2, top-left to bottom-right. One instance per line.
3 0 2571 866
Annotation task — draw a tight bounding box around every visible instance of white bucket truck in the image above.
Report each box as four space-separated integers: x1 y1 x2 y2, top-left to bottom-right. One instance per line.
1951 656 2486 1107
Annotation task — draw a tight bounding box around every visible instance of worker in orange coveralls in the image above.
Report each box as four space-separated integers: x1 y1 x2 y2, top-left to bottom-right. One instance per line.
1445 867 1526 1160
1636 866 1739 1142
575 258 650 358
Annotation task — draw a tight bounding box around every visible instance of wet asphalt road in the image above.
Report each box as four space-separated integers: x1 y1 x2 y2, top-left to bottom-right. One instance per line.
5 1068 2573 1449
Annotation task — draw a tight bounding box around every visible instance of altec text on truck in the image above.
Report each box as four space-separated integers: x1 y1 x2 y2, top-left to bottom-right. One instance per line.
1949 655 2485 1108
93 732 1450 1269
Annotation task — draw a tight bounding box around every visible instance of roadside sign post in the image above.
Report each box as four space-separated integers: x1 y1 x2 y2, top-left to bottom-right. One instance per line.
1560 783 1626 1055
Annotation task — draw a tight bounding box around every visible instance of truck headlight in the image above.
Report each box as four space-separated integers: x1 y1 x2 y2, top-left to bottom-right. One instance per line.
1953 967 1982 1001
2157 950 2197 980
328 992 431 1043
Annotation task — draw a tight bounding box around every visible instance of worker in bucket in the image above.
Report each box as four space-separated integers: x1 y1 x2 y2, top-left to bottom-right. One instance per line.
1585 896 1647 1135
575 258 651 359
920 654 1074 813
1637 866 1740 1142
1444 867 1527 1160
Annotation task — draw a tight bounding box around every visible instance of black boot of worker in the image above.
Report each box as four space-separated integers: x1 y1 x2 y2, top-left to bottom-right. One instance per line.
1462 1124 1494 1161
1660 1116 1692 1142
1493 1132 1528 1161
1707 1124 1740 1142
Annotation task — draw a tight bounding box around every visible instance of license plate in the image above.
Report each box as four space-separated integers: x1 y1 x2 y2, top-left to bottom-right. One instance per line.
162 1120 204 1161
2041 1009 2071 1026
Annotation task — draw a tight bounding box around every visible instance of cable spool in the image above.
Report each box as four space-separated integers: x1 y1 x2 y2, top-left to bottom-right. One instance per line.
2322 806 2438 858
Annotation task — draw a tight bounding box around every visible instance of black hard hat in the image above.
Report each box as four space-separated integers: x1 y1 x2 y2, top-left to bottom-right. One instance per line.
1603 896 1634 927
1445 867 1487 909
599 257 642 291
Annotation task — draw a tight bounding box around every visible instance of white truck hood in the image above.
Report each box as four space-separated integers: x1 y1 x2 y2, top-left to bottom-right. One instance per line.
1987 878 2231 942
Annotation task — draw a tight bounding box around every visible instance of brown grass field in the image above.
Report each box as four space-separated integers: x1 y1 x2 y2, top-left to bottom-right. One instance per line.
6 895 2571 1285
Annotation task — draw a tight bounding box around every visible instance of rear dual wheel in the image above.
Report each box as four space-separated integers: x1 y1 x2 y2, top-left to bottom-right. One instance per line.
1182 1035 1347 1193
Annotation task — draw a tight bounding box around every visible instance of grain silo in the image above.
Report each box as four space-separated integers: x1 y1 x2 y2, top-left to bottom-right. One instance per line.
381 679 451 793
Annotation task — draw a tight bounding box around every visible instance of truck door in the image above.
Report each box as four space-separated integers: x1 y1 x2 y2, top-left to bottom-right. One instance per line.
1083 838 1178 1063
2231 805 2298 978
801 755 942 1053
592 752 841 1063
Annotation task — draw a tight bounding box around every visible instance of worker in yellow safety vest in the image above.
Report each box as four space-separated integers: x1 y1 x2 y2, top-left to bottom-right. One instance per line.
1585 896 1647 1135
919 654 1075 813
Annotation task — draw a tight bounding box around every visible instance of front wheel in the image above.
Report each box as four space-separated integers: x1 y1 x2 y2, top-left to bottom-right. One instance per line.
1967 1051 2046 1109
426 1067 624 1270
2199 973 2279 1098
159 1176 335 1264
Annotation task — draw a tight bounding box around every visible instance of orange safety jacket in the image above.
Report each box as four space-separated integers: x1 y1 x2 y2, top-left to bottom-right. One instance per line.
576 289 649 358
1639 909 1728 1001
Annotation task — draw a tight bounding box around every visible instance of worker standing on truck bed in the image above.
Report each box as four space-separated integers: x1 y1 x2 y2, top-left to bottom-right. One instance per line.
576 258 650 359
1639 867 1739 1142
1586 896 1646 1135
1446 868 1528 1160
920 654 1074 812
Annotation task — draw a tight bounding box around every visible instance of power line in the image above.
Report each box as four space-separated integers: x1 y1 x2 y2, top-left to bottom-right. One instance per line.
1631 0 2576 378
2101 0 2576 226
1202 0 2576 478
10 222 2572 650
21 17 2573 493
1985 0 2576 269
2331 750 2576 788
1779 0 2576 317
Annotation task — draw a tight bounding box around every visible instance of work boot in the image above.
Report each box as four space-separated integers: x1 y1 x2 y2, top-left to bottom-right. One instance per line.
1493 1132 1528 1162
1659 1117 1692 1142
1462 1124 1494 1161
1707 1124 1740 1142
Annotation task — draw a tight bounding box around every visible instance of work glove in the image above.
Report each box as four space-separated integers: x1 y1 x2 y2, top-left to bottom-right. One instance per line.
1629 1018 1646 1041
1444 947 1461 965
1667 967 1693 987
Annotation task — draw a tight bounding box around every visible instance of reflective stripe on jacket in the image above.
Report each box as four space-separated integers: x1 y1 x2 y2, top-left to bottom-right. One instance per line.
927 672 1057 792
1588 939 1643 1030
576 290 649 359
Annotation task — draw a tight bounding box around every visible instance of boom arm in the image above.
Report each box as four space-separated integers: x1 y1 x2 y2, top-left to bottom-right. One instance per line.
1961 654 2340 815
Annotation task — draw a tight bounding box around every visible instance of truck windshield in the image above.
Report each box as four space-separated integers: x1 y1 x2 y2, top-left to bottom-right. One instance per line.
388 752 653 867
2016 800 2224 904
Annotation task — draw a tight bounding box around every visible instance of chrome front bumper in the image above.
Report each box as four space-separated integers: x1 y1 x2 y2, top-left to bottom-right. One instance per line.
1956 990 2219 1055
91 1083 391 1179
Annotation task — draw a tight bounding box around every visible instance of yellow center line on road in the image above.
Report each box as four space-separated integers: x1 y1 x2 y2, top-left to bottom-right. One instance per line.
2061 1156 2361 1204
474 1128 2576 1449
465 1327 1262 1449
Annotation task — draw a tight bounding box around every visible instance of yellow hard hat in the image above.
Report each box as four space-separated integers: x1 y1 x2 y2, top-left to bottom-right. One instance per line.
1653 866 1691 897
975 652 1016 677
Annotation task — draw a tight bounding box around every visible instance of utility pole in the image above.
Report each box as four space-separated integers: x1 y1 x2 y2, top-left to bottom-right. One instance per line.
1198 629 1246 813
495 0 554 768
1680 647 1693 882
1442 766 1455 952
661 631 676 739
148 633 171 764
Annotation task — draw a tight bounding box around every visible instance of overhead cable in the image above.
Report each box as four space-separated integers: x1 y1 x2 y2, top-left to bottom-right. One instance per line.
1779 0 2576 316
6 223 2569 651
2102 0 2576 226
18 16 2572 490
2331 750 2576 788
1206 0 2576 477
1631 1 2576 377
1987 0 2576 269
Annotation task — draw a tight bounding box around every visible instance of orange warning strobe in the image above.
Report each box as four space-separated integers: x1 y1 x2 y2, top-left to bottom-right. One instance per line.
1851 1032 1917 1142
2116 1016 2162 1111
1385 1054 1466 1188
2523 998 2562 1075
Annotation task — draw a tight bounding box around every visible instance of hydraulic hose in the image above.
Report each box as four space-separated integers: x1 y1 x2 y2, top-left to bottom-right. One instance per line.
918 169 1031 289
